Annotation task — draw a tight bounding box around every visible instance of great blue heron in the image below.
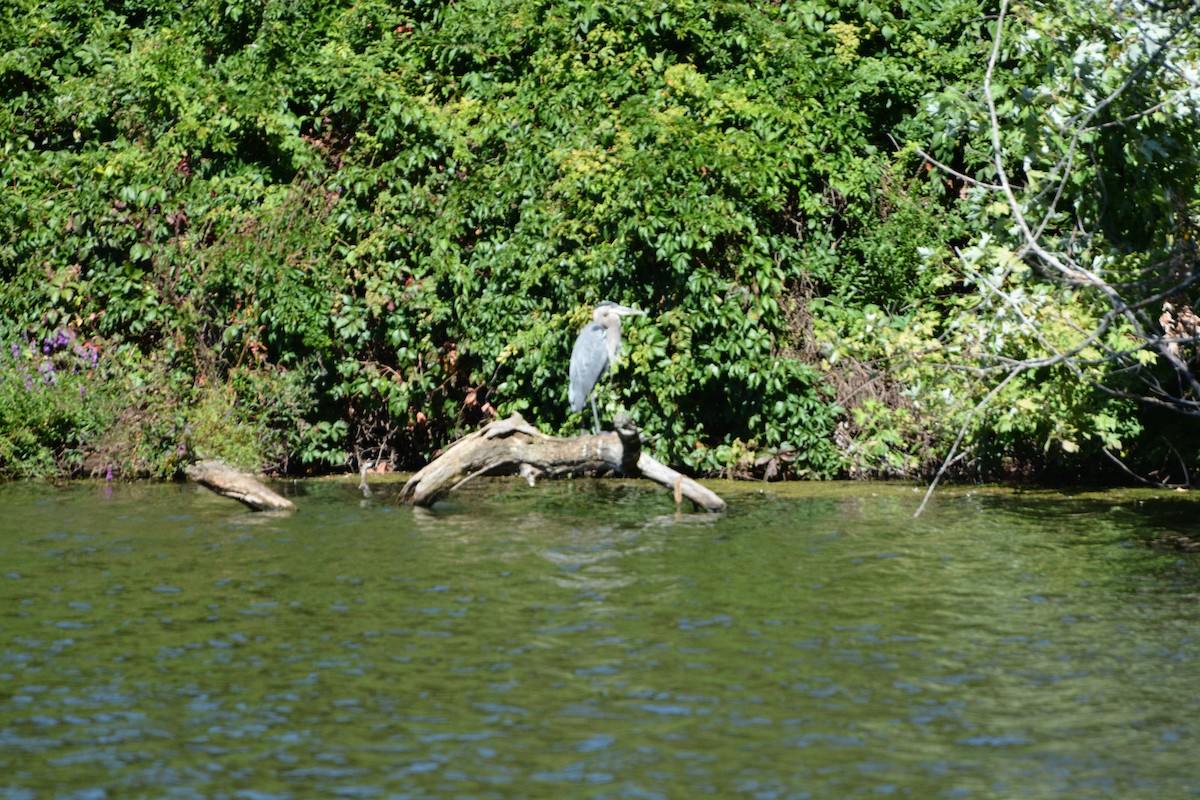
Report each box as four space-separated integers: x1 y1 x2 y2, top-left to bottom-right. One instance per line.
569 301 646 433
358 458 376 498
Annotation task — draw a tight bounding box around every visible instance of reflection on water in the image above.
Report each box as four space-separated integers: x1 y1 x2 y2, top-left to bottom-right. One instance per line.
1 479 1198 798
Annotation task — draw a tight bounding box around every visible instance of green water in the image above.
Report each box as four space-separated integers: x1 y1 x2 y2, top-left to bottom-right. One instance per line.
1 478 1198 799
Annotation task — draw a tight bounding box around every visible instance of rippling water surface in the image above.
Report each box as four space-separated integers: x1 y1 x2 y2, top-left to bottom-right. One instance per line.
2 478 1198 799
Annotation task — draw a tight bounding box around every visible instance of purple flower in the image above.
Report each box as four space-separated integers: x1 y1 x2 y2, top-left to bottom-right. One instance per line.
38 330 75 355
74 342 100 367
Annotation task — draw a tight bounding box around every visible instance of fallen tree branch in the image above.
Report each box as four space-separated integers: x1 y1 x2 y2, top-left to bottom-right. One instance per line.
185 460 296 512
399 413 727 512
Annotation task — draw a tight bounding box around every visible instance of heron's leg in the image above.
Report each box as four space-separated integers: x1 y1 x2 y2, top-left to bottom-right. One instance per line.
590 395 601 434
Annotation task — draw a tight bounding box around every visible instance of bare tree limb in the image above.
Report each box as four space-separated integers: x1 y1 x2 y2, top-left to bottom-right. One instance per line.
399 413 727 512
915 369 1022 518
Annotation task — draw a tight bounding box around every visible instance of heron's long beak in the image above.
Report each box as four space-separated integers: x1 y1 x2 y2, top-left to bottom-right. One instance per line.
611 305 646 317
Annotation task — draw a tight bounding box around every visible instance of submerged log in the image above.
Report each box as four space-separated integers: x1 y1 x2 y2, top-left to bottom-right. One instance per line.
400 413 726 513
185 460 296 512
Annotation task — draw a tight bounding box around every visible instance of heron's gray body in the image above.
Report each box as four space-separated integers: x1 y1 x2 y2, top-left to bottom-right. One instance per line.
568 302 645 433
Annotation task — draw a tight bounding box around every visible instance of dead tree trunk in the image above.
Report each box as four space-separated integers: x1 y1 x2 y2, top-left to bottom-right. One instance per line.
185 460 296 512
400 413 726 512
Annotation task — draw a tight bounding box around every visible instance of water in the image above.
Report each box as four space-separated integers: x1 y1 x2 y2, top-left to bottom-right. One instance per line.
1 478 1198 799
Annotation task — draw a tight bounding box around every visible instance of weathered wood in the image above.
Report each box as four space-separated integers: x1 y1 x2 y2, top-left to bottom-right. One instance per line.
400 413 726 513
634 452 727 513
185 460 296 512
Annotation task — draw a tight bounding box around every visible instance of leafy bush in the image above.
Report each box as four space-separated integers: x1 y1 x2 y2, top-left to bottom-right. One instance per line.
0 329 116 477
2 0 1195 485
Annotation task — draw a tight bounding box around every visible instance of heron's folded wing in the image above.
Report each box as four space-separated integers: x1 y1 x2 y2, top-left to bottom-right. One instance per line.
568 324 609 412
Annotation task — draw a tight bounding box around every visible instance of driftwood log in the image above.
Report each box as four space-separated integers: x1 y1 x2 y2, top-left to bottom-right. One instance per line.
400 413 726 512
184 460 296 512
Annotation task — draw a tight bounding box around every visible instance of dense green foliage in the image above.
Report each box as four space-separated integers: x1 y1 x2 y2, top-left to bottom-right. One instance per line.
2 0 1198 483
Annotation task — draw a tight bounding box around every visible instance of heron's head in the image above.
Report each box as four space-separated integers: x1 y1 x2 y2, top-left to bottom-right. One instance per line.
593 301 647 325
